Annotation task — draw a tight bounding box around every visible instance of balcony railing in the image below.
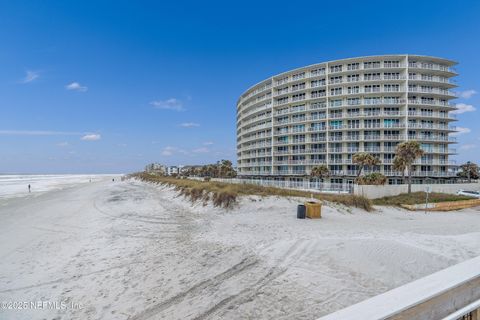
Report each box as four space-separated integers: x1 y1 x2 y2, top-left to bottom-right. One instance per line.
408 62 456 73
408 87 456 97
408 75 453 84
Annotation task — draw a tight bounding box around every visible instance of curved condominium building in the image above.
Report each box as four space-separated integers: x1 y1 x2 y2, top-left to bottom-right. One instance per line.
236 55 458 185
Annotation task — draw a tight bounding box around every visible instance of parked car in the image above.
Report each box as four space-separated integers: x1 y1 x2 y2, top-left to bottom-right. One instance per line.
457 190 480 198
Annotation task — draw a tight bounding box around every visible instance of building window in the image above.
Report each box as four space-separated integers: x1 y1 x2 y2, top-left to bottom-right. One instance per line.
311 79 326 87
311 68 326 76
347 74 360 82
384 60 400 68
347 63 359 70
364 61 381 69
292 72 305 80
330 64 343 73
330 87 343 96
291 82 305 91
292 93 305 102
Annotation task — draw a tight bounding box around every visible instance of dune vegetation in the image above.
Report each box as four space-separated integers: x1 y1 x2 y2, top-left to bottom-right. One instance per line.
133 172 373 211
373 192 474 206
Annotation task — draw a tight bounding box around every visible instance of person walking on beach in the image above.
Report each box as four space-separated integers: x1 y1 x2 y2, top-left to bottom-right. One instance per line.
28 184 31 193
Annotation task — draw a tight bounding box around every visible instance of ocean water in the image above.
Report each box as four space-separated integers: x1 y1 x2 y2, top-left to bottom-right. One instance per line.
0 174 117 199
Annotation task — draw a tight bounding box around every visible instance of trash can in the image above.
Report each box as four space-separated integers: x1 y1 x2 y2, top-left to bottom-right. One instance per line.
305 201 321 219
297 204 306 219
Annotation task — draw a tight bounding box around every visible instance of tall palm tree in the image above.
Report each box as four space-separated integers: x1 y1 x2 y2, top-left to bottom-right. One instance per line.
392 156 407 184
395 141 425 194
310 165 330 180
352 153 380 178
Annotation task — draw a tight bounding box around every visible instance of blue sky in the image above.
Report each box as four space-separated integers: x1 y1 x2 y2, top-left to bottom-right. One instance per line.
0 0 479 174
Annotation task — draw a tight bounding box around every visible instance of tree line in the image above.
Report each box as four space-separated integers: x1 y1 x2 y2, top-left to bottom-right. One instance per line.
180 160 237 179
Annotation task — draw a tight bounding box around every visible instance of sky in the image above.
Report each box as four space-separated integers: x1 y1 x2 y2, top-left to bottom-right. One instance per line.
0 0 479 174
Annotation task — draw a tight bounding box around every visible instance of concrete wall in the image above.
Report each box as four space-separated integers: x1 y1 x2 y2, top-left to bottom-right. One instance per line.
354 182 480 199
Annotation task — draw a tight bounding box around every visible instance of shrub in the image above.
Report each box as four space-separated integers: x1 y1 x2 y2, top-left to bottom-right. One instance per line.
356 172 387 185
212 190 237 208
373 192 474 206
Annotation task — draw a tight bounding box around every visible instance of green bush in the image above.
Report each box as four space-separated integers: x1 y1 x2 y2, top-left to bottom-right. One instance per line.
356 172 387 185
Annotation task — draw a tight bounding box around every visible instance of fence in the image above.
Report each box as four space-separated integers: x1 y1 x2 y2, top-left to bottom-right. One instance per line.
189 177 353 194
354 182 480 199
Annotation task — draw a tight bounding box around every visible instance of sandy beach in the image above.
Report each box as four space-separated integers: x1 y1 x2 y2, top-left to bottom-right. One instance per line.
1 178 479 320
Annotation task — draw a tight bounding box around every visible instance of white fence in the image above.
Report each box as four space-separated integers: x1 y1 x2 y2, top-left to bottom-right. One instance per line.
188 177 480 198
189 177 353 194
354 182 480 199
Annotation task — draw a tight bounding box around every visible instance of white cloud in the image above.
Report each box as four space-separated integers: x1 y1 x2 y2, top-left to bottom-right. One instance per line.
180 122 200 128
192 147 209 153
150 98 184 111
458 89 477 99
203 141 214 146
22 70 40 83
460 144 477 150
81 134 101 141
451 126 471 136
65 82 88 92
451 103 476 114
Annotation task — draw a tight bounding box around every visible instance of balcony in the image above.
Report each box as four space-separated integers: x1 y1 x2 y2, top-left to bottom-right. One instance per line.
408 62 456 73
408 87 456 97
409 135 456 142
329 148 344 153
410 171 457 177
364 135 382 141
408 75 454 85
276 170 307 176
407 99 456 108
383 135 402 140
274 98 289 106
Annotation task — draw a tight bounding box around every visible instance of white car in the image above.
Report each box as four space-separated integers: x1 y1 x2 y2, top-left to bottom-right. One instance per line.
457 190 480 198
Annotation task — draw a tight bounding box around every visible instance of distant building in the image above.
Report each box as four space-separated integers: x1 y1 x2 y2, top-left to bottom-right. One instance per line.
145 163 166 174
166 166 180 176
180 165 202 175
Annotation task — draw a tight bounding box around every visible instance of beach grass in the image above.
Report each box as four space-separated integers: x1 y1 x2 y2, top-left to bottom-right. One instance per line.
373 192 473 206
133 173 373 211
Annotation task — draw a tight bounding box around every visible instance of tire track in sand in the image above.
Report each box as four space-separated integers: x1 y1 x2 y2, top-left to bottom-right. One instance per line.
193 240 314 320
128 256 259 320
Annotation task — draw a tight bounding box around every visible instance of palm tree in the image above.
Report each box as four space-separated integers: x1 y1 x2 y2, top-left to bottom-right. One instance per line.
395 141 424 194
218 159 235 178
392 156 407 184
310 165 330 180
352 153 380 178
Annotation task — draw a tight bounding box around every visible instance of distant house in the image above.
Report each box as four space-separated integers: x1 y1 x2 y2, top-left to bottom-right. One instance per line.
180 165 200 173
166 166 180 176
145 163 166 174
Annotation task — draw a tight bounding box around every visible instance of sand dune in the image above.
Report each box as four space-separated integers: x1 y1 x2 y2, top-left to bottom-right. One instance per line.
1 178 479 319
